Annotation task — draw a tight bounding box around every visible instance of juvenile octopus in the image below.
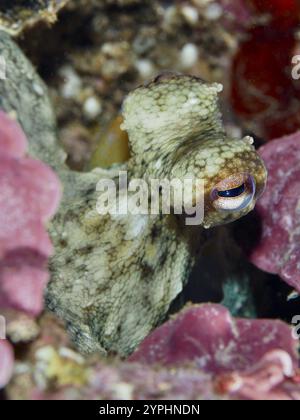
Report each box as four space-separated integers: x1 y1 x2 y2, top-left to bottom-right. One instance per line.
0 33 267 356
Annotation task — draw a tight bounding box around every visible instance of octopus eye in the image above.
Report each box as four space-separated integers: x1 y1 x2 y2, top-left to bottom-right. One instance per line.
217 184 245 198
211 173 255 212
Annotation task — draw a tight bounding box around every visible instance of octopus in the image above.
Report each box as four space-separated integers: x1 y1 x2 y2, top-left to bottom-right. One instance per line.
0 31 267 356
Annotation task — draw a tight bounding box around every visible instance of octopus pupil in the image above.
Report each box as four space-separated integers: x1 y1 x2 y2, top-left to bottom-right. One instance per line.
218 183 245 198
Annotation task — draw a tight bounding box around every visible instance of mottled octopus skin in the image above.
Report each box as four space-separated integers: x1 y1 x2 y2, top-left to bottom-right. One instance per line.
0 33 267 356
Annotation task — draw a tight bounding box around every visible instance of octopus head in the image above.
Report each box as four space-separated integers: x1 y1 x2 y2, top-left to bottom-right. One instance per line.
123 73 267 228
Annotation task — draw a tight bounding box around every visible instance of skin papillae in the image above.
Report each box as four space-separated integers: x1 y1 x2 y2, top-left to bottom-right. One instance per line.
0 32 267 356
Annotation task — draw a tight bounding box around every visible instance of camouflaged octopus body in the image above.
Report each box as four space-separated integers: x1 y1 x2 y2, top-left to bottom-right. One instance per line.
46 75 266 356
0 33 267 356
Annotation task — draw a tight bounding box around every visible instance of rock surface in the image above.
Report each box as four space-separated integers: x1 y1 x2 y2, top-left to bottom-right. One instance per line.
0 111 61 388
130 304 299 372
250 132 300 293
0 0 69 35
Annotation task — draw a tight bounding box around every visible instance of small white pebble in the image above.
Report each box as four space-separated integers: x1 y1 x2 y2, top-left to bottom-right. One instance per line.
205 2 223 20
59 65 82 99
58 347 85 364
35 346 56 361
83 96 103 120
113 382 134 400
135 59 155 79
180 43 199 69
181 5 199 25
14 363 31 375
163 6 178 28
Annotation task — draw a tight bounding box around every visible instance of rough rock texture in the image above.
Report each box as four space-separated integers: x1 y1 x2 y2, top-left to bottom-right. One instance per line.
130 304 299 372
0 0 70 36
250 132 300 293
0 111 61 388
0 111 61 315
214 350 300 400
7 305 300 400
24 354 300 400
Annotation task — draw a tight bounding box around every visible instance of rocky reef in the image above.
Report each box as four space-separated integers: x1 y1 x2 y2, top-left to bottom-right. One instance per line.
0 0 299 401
0 111 61 388
250 132 300 294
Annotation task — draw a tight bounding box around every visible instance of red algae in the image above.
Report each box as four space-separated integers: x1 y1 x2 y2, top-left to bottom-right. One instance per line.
230 1 300 139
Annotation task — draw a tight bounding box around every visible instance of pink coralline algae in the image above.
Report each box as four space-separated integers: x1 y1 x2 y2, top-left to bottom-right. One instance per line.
130 304 298 372
28 353 300 400
6 305 300 400
129 304 300 400
249 132 300 293
0 110 61 387
216 350 300 400
0 340 14 389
